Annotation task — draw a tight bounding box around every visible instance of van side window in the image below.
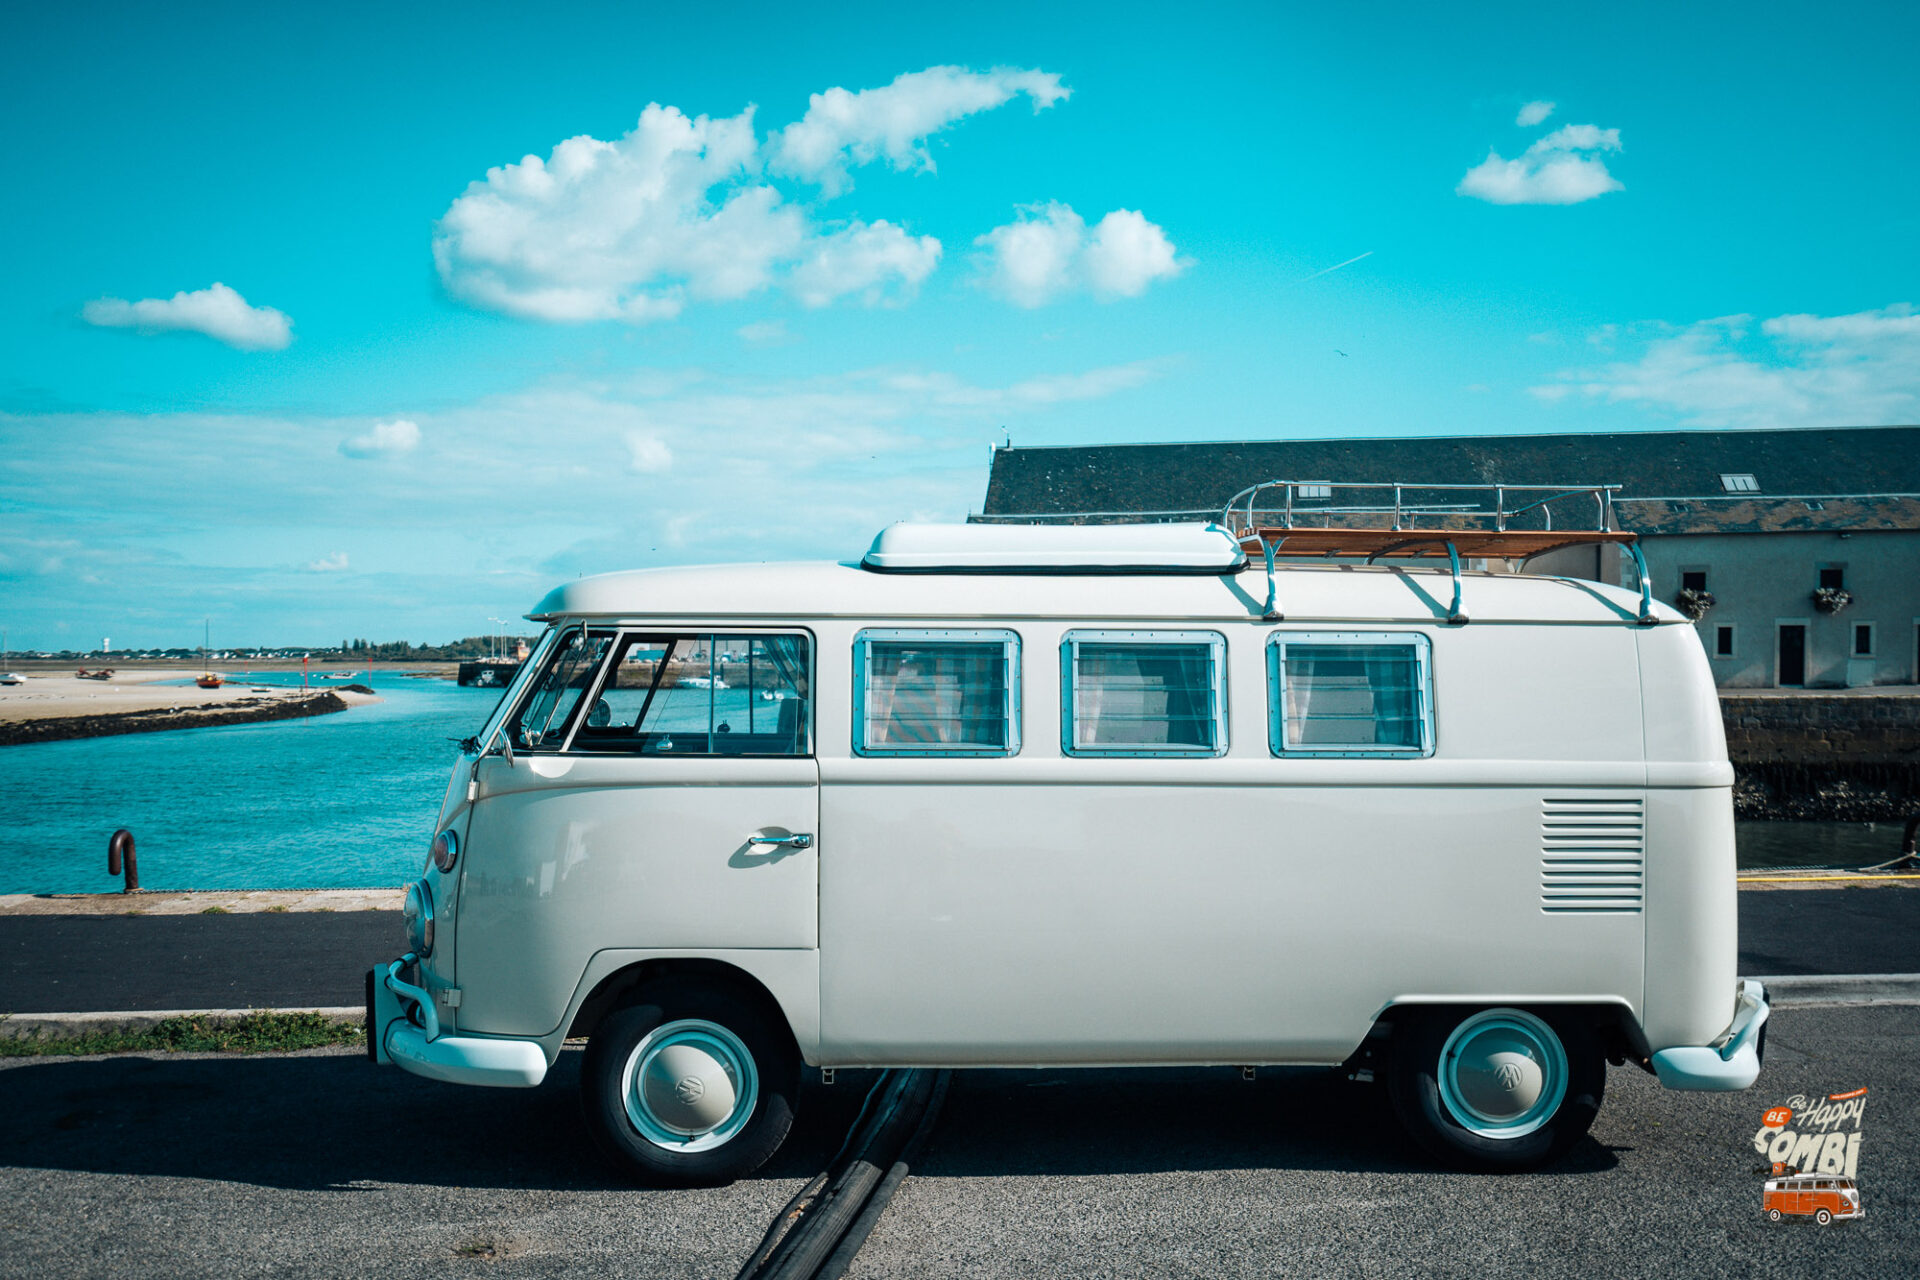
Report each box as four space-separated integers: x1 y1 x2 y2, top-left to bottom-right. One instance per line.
1269 633 1434 757
1060 630 1227 756
854 629 1020 756
572 633 811 756
510 628 614 749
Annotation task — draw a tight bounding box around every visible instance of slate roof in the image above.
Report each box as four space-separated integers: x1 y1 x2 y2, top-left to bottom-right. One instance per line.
975 426 1920 535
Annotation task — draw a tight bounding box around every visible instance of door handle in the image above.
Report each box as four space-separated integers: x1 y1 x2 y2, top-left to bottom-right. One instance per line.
748 831 813 850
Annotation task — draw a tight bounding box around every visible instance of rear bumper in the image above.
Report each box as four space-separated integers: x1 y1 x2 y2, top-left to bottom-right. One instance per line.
1652 979 1770 1091
366 959 548 1089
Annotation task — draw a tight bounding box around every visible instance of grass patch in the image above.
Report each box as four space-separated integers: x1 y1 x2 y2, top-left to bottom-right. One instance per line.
0 1011 364 1058
199 905 232 915
267 904 290 913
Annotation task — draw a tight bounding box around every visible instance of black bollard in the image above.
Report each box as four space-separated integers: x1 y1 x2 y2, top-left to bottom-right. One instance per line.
108 828 140 893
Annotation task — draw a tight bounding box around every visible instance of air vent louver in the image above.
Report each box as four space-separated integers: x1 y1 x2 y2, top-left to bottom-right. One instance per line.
1541 797 1644 914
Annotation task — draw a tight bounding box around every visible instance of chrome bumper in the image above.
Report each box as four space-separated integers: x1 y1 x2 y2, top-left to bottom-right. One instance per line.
1651 979 1770 1091
366 955 547 1089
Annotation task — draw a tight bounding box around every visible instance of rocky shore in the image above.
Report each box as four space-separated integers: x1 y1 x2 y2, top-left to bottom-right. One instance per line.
0 689 352 748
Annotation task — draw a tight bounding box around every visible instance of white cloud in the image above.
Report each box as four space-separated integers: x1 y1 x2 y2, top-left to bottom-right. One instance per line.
974 203 1185 306
340 419 421 459
1457 122 1623 205
306 551 349 573
82 282 292 351
433 104 799 322
770 65 1068 194
433 68 1088 323
789 220 941 307
1529 304 1920 427
625 433 673 473
1516 100 1555 127
0 355 1171 643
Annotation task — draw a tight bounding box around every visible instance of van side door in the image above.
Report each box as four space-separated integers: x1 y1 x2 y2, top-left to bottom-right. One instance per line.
457 630 818 1037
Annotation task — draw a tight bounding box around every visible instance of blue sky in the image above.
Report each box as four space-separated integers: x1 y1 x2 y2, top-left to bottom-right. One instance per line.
4 0 1917 648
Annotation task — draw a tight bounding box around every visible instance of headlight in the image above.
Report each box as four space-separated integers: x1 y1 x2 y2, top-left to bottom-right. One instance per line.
430 827 459 874
403 879 435 957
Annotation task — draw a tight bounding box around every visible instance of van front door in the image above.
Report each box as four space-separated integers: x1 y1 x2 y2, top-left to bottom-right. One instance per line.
456 630 818 1037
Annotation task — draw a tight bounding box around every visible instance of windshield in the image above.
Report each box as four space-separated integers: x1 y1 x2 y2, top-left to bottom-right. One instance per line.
508 627 615 749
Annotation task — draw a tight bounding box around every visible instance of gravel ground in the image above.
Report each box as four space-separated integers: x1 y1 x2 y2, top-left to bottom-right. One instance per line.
0 1007 1910 1280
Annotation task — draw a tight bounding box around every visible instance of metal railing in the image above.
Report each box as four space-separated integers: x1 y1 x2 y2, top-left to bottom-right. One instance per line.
1220 480 1624 537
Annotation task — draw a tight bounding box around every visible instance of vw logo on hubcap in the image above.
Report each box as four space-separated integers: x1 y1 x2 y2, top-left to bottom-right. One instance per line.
675 1075 706 1104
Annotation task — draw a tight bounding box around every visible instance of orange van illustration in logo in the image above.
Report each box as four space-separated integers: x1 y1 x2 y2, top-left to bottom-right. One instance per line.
1762 1175 1864 1225
1753 1088 1867 1225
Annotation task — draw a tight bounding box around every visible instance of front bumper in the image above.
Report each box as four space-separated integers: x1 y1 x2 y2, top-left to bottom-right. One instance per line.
1651 978 1770 1091
366 956 547 1089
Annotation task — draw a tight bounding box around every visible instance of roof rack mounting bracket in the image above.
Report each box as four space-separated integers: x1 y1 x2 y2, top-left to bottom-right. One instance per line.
1261 538 1284 621
1445 541 1468 626
1628 541 1658 626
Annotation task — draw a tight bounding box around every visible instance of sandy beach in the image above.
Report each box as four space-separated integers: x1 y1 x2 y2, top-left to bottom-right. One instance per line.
0 670 378 746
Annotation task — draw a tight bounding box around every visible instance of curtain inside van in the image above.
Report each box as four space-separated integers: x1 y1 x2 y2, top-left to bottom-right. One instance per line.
1073 642 1216 749
1282 644 1422 748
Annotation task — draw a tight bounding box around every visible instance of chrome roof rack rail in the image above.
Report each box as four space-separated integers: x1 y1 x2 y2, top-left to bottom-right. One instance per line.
1220 480 1652 626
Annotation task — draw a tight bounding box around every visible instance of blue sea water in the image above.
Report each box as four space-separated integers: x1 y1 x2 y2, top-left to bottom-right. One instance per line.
2 673 503 893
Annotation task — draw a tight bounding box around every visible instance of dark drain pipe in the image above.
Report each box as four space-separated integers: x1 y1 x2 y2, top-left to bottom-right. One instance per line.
108 829 139 893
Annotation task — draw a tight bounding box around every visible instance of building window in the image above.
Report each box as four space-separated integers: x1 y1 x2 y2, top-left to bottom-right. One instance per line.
1720 473 1760 493
854 629 1019 756
1269 633 1434 757
1681 570 1708 592
1715 625 1736 658
1854 624 1875 658
1819 566 1846 591
1061 630 1226 756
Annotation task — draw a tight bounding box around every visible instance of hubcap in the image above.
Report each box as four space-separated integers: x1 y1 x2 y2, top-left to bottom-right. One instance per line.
1437 1009 1568 1139
621 1019 759 1152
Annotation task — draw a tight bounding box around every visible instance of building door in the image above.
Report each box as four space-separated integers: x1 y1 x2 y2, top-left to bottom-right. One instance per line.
1778 624 1807 687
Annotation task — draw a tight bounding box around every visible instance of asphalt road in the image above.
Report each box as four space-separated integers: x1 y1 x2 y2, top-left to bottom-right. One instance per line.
0 912 399 1012
2 888 1915 1015
0 1004 1910 1279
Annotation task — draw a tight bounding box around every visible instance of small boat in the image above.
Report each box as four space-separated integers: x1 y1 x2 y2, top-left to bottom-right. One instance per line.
759 689 790 701
0 673 23 686
680 675 728 689
77 668 114 681
196 619 223 688
326 671 356 679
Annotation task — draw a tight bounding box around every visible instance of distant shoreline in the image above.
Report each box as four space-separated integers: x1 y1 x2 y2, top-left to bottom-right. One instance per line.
0 689 355 748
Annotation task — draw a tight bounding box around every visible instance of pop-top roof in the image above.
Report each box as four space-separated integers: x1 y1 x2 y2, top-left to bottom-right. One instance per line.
861 521 1246 573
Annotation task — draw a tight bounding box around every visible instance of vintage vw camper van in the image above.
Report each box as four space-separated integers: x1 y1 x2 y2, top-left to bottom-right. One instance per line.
368 519 1769 1184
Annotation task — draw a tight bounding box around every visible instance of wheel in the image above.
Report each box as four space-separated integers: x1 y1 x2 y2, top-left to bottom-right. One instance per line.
1768 1209 1782 1222
581 978 798 1186
1386 1006 1604 1172
1815 1209 1832 1226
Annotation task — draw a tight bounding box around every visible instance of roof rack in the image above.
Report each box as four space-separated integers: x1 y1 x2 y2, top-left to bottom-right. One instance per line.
1220 480 1655 627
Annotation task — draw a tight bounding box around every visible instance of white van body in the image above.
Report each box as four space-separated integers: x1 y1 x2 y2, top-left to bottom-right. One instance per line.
369 523 1768 1177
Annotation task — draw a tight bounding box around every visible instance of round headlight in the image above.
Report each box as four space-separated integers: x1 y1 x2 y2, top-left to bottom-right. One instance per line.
403 879 435 958
430 828 459 874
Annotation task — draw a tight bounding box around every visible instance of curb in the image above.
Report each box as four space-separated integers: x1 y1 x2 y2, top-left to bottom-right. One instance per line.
1751 974 1920 1007
0 1007 362 1040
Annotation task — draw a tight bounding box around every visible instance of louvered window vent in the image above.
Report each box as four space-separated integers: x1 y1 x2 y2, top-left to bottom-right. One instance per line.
1541 797 1645 914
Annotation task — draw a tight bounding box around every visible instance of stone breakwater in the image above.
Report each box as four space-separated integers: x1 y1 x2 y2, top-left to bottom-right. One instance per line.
0 690 350 748
1723 692 1920 822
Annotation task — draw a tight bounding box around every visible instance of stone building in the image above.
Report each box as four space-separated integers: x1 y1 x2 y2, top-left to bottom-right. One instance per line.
973 425 1920 689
